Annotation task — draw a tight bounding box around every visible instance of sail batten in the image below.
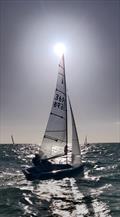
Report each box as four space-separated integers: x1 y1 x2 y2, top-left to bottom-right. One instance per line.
56 88 65 95
46 130 66 132
44 134 65 142
50 112 64 119
58 72 64 76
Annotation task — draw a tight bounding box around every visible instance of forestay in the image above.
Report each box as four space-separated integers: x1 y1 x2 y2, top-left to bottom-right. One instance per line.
41 55 67 158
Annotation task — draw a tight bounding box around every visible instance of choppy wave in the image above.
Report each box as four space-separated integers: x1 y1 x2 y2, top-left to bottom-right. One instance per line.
0 143 120 217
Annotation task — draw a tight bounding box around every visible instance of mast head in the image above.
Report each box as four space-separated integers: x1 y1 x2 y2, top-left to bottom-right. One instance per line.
54 43 66 58
59 53 65 71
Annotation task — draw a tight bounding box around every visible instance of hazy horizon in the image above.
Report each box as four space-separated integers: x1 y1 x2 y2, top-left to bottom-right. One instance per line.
0 0 120 144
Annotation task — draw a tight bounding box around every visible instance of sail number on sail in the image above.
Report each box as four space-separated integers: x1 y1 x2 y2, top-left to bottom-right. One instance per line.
53 93 66 111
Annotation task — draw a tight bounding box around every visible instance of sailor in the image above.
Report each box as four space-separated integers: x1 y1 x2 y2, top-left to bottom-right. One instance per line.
32 153 41 167
64 145 68 155
32 153 53 171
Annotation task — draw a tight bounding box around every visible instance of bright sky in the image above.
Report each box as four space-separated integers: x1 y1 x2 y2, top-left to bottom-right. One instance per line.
0 0 120 144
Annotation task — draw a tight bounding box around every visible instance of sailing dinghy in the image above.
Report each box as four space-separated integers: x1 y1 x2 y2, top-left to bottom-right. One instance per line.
84 136 89 147
22 55 84 181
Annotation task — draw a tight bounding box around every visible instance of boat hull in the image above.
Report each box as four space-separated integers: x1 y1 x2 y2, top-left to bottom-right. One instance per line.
22 164 84 181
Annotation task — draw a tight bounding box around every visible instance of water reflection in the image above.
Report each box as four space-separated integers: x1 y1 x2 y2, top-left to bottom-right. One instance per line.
70 176 111 217
0 143 118 217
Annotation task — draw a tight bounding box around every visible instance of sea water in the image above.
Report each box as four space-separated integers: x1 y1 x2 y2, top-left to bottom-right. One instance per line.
0 143 120 217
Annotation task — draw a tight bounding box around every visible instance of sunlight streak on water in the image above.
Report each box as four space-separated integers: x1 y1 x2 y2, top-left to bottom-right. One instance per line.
70 178 88 217
70 178 112 217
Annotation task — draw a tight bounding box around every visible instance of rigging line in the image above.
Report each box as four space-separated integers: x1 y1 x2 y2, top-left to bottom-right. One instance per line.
56 88 65 95
44 134 65 142
50 112 64 119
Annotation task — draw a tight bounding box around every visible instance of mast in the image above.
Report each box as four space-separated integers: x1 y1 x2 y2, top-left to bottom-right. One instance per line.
62 55 68 162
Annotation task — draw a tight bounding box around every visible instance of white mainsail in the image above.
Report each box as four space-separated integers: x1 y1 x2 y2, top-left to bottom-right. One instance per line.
41 55 68 158
69 98 82 165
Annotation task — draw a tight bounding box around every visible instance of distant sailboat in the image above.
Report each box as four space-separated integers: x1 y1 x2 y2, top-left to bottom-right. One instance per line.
23 55 84 181
11 135 15 144
84 136 89 147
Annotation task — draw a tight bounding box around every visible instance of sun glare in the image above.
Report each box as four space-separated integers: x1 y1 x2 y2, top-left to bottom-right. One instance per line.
54 43 66 57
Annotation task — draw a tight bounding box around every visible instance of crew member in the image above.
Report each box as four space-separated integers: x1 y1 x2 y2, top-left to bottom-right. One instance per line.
32 153 53 171
64 145 68 155
32 153 41 167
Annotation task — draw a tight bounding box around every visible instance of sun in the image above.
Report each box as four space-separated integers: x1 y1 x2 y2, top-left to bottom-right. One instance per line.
54 43 66 57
